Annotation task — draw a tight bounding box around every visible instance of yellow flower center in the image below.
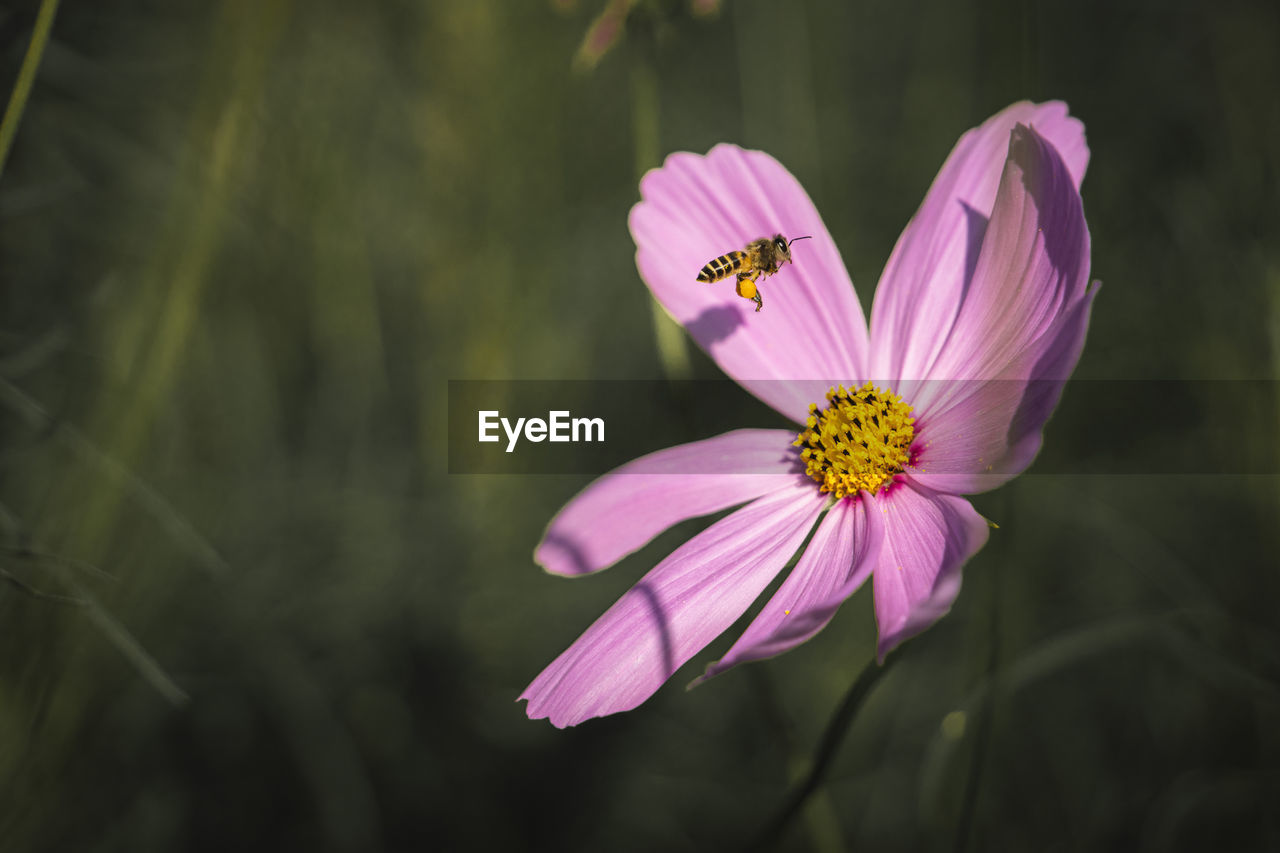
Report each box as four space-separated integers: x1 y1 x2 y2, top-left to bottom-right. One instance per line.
793 382 915 498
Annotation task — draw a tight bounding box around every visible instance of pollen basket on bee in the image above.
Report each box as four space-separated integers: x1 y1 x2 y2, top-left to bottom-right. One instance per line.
697 251 746 282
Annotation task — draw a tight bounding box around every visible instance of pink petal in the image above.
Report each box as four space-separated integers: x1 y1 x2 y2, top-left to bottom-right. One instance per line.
868 101 1088 382
629 144 869 422
535 429 803 577
871 482 990 659
521 482 825 727
696 493 884 682
906 289 1097 495
906 123 1094 494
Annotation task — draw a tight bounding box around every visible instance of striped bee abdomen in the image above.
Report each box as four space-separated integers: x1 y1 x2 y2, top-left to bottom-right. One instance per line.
697 251 746 283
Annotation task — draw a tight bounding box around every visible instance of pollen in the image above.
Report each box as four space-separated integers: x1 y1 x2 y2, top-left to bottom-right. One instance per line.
793 382 915 499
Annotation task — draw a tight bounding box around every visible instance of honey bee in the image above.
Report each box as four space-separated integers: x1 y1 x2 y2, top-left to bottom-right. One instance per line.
696 234 811 312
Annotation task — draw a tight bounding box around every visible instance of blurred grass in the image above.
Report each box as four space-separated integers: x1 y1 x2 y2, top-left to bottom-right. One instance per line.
0 0 57 177
0 0 1278 851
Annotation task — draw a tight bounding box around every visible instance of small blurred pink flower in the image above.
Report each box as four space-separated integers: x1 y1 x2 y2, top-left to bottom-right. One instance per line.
572 0 633 72
522 101 1095 727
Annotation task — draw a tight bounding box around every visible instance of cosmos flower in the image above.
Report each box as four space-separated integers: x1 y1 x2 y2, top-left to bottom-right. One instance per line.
522 101 1094 727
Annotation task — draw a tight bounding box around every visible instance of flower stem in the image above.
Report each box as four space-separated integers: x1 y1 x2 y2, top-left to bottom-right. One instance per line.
954 501 1005 852
0 0 61 180
753 650 900 850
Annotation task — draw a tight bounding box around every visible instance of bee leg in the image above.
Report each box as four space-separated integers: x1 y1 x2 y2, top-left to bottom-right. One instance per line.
735 273 763 312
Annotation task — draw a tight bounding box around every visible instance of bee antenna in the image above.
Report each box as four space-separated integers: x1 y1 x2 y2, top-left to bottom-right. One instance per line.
788 235 813 247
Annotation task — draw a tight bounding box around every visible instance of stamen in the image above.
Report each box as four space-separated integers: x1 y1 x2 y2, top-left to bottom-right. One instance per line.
793 382 915 498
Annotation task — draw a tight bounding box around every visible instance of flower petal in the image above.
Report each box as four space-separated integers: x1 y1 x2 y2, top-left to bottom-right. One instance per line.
906 289 1097 494
905 123 1094 494
522 482 825 727
872 482 990 659
535 429 803 577
868 101 1088 381
629 144 869 422
696 492 884 682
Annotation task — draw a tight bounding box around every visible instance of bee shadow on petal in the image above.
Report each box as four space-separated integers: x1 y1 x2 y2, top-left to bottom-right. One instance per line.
684 304 745 347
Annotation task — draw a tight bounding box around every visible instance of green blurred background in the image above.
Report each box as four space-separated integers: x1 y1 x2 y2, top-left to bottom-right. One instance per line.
2 0 1278 850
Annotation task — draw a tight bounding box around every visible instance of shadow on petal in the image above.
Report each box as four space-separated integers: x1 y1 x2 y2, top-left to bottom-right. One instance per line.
539 530 593 577
685 303 745 348
1015 123 1086 274
957 199 989 311
635 580 676 681
1007 282 1100 464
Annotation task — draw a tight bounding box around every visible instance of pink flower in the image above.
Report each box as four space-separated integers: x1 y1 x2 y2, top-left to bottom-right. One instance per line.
522 101 1094 727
